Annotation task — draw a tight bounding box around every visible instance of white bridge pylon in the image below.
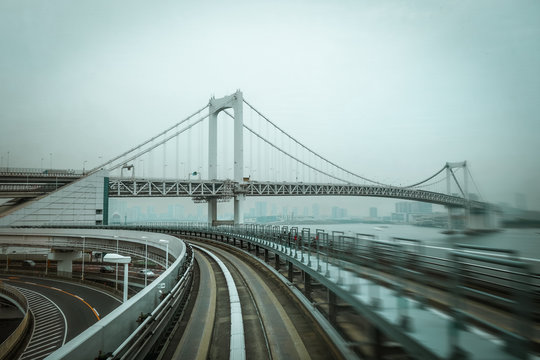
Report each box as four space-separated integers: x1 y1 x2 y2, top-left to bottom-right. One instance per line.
208 90 244 225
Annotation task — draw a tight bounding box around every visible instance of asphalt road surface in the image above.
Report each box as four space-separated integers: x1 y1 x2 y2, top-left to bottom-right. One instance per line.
1 275 121 359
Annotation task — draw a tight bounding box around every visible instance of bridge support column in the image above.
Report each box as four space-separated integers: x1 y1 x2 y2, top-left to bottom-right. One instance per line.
371 326 383 360
264 248 269 263
49 250 80 277
234 194 244 225
208 199 217 226
328 289 337 325
468 205 499 231
288 261 294 282
446 206 453 232
274 254 280 271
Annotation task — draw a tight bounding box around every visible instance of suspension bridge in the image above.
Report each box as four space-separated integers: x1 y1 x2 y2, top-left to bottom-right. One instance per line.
0 92 532 360
0 90 495 229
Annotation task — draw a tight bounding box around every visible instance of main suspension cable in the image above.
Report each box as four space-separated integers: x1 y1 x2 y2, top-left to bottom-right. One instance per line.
242 100 446 188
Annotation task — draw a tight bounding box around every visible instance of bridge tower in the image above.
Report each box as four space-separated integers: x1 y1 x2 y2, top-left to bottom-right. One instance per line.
446 161 468 231
208 90 244 225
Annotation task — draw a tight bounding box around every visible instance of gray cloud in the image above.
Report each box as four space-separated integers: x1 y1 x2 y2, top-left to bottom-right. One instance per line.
1 0 539 210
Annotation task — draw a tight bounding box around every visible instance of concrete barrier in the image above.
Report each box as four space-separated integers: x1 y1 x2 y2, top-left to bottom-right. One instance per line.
0 283 31 360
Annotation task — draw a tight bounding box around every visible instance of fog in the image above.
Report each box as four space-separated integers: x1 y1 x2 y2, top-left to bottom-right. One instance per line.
1 1 539 212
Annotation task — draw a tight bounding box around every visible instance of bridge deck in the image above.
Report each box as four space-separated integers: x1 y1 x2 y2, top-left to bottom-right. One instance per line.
107 178 476 208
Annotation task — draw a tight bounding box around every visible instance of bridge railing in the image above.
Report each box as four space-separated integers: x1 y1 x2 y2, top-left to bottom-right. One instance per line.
137 222 537 358
0 167 83 176
451 245 534 358
0 283 31 359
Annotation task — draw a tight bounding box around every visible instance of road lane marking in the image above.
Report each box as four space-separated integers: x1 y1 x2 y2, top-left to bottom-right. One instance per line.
17 287 67 359
6 278 100 321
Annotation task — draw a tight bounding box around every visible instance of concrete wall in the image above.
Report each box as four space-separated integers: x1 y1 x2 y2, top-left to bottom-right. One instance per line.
0 170 107 226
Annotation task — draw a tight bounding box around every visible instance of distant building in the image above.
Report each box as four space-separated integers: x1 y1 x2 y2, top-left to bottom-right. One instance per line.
394 201 432 223
369 207 378 218
110 212 122 225
255 202 267 218
312 204 320 218
331 206 348 219
395 201 432 214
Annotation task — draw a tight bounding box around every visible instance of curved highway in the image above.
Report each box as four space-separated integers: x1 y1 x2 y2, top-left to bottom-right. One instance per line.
0 275 121 359
161 239 342 360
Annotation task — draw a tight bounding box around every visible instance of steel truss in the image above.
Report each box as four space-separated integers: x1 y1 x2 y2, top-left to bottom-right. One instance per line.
109 178 474 207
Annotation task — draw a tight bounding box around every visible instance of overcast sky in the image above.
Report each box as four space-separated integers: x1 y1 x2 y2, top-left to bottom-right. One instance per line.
1 1 539 212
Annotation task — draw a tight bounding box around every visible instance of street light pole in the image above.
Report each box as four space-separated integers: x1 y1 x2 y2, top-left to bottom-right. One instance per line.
142 236 148 287
81 236 86 280
123 263 129 302
114 235 119 290
104 254 131 303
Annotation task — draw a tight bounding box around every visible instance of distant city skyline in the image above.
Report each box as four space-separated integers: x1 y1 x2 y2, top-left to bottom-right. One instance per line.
109 191 534 224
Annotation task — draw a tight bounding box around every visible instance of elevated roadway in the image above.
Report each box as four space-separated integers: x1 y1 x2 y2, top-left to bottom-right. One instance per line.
0 169 490 210
0 275 121 359
161 241 343 359
2 225 536 359
143 224 538 359
108 178 477 208
0 169 82 198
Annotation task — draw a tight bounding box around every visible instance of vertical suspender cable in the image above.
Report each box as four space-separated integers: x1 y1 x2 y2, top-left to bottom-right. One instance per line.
258 112 261 181
199 113 203 178
175 128 179 179
187 118 191 177
251 109 254 178
163 135 167 179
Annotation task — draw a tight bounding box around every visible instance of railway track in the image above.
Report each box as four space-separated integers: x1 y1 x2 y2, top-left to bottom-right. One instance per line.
167 232 539 358
161 239 343 359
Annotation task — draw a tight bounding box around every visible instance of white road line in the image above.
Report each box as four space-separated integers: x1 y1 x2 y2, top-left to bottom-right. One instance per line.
25 334 63 350
33 323 63 336
36 313 60 323
16 286 68 355
20 344 58 359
